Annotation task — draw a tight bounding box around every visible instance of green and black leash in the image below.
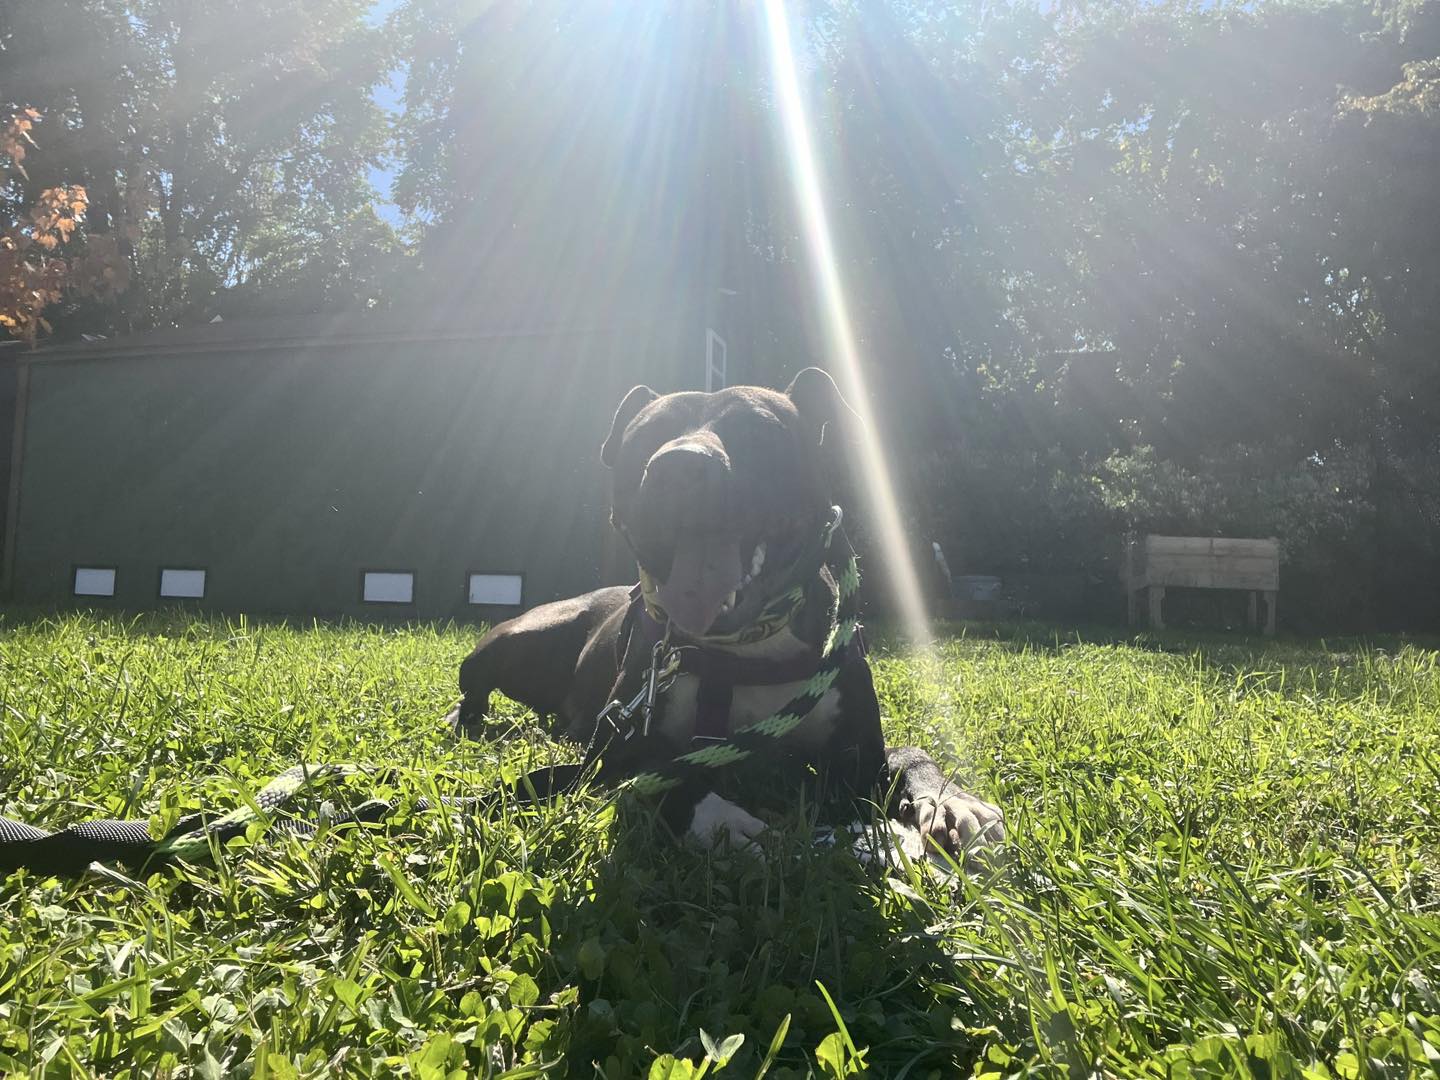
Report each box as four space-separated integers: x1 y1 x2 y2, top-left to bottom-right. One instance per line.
0 515 861 880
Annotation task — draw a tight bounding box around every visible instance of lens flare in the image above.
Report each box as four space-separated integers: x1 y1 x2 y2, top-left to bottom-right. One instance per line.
761 0 932 645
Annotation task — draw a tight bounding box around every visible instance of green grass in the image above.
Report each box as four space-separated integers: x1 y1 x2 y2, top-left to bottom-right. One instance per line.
2 612 1438 1078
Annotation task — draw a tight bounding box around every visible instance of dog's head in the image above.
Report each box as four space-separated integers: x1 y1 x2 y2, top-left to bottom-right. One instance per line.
601 368 857 638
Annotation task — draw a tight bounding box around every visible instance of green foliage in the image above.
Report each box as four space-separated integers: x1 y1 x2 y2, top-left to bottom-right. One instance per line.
909 440 1115 577
1094 446 1373 555
387 0 763 323
803 0 1440 627
911 425 1440 627
2 613 1438 1074
3 0 402 334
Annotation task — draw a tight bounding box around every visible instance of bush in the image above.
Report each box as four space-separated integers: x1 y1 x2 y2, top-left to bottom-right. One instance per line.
906 434 1440 631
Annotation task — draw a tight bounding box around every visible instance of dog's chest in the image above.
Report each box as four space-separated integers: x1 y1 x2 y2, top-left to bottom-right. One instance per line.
655 675 841 752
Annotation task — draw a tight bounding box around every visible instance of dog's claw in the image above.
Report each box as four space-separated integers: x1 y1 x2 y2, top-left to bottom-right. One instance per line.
903 790 1005 862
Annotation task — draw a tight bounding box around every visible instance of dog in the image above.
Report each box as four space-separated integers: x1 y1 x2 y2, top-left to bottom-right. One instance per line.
447 369 1003 859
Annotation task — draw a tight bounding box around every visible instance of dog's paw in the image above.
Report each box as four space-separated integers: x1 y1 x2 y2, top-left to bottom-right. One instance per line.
687 793 767 852
444 705 483 742
899 789 1005 861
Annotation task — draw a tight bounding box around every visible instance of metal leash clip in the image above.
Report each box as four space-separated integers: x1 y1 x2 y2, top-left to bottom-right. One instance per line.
637 631 682 738
597 626 680 742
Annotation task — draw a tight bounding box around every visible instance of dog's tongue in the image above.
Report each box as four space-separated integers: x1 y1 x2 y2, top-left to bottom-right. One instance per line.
657 536 742 636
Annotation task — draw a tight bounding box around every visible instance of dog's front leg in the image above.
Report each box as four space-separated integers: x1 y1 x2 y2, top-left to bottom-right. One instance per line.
885 746 1005 859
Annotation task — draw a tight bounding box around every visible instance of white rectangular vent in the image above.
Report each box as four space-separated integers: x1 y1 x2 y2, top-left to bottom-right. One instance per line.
74 567 117 597
160 568 206 599
363 571 414 604
468 573 523 606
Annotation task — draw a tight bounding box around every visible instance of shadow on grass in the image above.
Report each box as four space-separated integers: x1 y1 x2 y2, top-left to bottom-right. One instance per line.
541 800 1016 1077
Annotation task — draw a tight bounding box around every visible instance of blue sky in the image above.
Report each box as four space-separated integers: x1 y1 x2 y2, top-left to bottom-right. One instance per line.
367 0 404 223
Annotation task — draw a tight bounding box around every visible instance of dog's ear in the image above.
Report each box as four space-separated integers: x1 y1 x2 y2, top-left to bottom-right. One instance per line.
785 367 860 448
601 385 659 466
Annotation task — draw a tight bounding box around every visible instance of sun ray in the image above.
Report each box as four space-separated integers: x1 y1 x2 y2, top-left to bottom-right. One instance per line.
761 0 932 645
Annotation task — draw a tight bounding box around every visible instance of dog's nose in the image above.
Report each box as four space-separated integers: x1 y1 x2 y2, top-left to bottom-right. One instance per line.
643 438 730 494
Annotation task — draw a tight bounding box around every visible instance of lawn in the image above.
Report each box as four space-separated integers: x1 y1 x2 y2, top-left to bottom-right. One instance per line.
1 612 1437 1078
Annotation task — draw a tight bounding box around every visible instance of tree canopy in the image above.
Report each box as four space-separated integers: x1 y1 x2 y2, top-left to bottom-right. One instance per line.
2 0 402 332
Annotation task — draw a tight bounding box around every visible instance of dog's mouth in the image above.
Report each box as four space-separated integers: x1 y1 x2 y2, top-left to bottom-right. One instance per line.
639 523 811 638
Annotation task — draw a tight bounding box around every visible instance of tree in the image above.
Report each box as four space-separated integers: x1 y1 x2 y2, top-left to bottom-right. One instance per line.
390 1 783 329
1 0 401 337
0 109 118 343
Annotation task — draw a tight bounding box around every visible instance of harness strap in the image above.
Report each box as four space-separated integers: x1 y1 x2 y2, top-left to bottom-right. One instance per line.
684 628 868 739
694 676 734 741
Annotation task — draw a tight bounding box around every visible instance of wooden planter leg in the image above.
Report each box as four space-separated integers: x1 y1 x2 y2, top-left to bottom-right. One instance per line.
1264 591 1277 636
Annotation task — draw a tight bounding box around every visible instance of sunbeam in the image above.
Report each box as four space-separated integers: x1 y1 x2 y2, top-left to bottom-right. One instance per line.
760 0 932 645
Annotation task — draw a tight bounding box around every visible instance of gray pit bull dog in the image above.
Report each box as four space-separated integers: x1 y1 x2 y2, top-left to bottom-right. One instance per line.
447 369 1003 858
